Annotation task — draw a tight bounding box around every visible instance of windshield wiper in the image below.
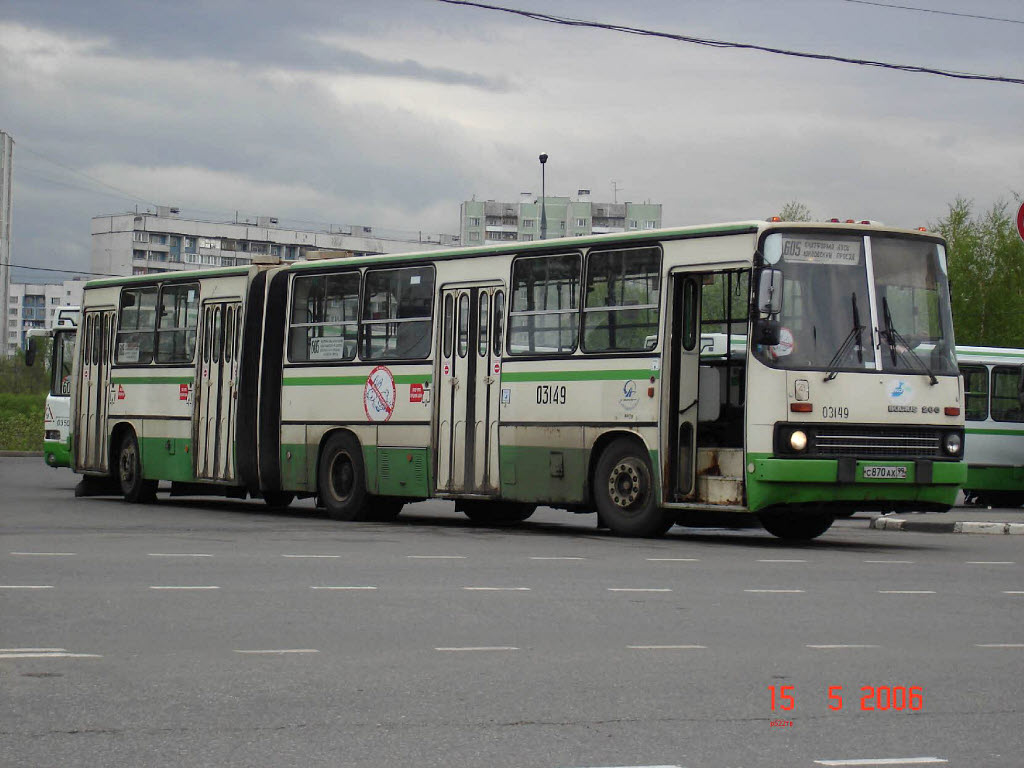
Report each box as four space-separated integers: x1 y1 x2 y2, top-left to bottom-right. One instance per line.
880 297 938 386
824 293 864 381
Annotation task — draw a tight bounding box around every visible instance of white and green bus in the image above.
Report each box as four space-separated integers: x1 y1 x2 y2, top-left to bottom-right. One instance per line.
957 346 1024 506
25 306 79 468
70 221 966 539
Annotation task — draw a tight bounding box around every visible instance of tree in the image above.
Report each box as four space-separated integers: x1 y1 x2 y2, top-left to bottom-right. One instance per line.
778 200 813 222
935 197 1024 347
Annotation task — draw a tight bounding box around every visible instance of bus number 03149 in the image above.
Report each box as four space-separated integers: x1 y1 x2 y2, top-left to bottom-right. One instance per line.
536 384 567 405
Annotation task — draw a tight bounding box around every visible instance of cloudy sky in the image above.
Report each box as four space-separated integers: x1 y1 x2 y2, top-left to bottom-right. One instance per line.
1 0 1022 281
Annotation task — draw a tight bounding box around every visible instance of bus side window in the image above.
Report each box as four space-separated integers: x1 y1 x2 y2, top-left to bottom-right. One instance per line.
492 290 504 357
508 252 581 355
479 292 489 357
361 266 435 360
581 246 661 353
991 366 1024 423
443 293 454 359
458 293 469 358
960 365 988 421
116 286 158 364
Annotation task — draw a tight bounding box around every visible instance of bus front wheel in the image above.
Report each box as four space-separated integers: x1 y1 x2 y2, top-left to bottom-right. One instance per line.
594 439 673 538
318 433 369 521
758 512 834 541
117 431 157 503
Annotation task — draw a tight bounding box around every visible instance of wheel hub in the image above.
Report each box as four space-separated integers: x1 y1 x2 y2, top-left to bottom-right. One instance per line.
609 460 643 508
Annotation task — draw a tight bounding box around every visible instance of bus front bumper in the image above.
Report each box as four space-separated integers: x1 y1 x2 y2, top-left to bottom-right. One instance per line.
44 439 72 469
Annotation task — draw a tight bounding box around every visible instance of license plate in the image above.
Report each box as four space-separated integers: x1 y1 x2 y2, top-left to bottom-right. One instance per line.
862 465 907 480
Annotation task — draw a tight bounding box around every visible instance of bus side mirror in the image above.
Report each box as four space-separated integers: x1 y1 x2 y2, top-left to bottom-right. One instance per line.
25 337 37 367
754 318 781 346
757 268 783 315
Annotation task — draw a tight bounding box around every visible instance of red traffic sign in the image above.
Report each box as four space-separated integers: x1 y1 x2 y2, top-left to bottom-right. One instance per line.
1017 201 1024 244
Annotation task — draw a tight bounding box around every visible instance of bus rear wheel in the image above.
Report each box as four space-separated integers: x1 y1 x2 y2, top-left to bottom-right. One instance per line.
758 512 834 541
318 432 369 521
117 430 157 503
458 501 535 525
262 491 294 509
594 439 673 538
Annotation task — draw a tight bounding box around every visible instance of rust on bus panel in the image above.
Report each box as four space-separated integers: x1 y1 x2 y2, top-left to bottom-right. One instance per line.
695 447 745 505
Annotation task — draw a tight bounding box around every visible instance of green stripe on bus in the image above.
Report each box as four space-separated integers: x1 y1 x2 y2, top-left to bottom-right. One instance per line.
110 375 194 384
283 373 433 386
965 427 1024 436
500 369 659 382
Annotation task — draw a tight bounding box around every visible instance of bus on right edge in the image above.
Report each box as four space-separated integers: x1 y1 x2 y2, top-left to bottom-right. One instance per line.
957 346 1024 507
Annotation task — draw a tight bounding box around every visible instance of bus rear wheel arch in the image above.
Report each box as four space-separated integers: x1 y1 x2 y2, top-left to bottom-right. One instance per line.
593 436 674 538
114 427 157 503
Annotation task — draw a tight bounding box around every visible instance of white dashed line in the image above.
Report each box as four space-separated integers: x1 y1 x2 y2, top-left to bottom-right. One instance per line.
646 558 700 562
878 590 935 594
407 555 466 559
9 552 75 557
1003 591 1024 595
627 645 706 650
758 559 807 563
149 586 220 590
435 646 518 652
0 651 102 659
807 644 880 649
282 554 341 559
234 649 319 654
966 561 1015 565
148 553 212 557
463 587 531 591
608 588 672 592
529 556 585 560
745 589 805 593
814 758 947 766
975 643 1024 648
0 585 54 589
310 586 377 590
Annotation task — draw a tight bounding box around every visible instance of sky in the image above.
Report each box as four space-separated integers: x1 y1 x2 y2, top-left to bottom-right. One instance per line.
1 0 1022 282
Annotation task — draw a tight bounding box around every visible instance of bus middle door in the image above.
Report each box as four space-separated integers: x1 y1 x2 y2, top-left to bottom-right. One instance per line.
664 272 702 501
76 308 115 472
194 301 241 481
436 284 504 494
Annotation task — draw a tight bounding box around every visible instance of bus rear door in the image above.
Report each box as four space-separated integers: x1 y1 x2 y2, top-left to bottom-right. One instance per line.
194 301 242 481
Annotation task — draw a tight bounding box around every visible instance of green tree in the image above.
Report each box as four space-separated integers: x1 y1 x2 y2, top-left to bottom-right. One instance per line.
778 200 813 222
935 197 1024 347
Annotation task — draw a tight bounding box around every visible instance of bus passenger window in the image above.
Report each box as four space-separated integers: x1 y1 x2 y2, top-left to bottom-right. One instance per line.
960 365 988 421
156 283 199 364
361 266 435 360
990 366 1024 423
508 253 580 355
493 290 504 357
479 292 489 356
116 286 158 364
458 293 469 358
443 293 454 359
288 273 359 363
582 246 661 353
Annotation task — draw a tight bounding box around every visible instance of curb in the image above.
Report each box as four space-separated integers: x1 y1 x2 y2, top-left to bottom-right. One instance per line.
0 451 43 458
871 516 1024 535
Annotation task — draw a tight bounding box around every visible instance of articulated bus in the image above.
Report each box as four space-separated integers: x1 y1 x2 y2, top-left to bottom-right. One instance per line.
70 221 966 539
25 306 80 468
957 346 1024 506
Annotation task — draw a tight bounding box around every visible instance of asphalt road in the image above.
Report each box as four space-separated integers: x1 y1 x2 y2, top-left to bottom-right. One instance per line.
1 457 1022 768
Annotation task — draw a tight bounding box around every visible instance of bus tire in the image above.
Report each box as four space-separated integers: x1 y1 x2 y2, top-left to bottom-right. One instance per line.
459 501 535 525
759 513 834 540
262 491 294 509
593 438 673 538
318 432 369 521
366 498 404 521
117 430 157 504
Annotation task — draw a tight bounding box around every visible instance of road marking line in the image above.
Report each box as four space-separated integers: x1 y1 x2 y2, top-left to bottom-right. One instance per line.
608 588 672 592
975 643 1024 648
149 586 219 590
627 645 706 650
9 552 76 557
0 585 54 589
0 648 66 653
745 589 805 593
282 554 341 559
529 556 585 560
147 553 212 557
0 652 102 659
1003 591 1024 595
758 559 807 563
310 586 377 590
878 590 935 594
864 560 915 564
435 646 519 652
814 759 947 766
646 558 700 561
966 561 1015 565
407 555 466 559
234 649 319 654
463 587 531 591
807 644 880 649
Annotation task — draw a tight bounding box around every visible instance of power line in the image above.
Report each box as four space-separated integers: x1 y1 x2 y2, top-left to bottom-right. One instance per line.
17 143 159 208
437 0 1024 86
2 262 120 278
840 0 1024 25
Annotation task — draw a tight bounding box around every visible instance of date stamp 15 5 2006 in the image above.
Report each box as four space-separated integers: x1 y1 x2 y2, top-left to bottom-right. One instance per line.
768 684 924 726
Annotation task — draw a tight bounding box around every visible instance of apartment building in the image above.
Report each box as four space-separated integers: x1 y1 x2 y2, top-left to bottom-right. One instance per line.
6 278 85 355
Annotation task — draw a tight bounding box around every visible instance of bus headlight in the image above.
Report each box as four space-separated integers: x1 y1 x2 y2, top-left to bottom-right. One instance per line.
790 430 808 452
943 433 962 456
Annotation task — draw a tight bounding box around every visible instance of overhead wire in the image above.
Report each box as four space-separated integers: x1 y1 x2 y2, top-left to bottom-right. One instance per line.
839 0 1024 25
436 0 1024 86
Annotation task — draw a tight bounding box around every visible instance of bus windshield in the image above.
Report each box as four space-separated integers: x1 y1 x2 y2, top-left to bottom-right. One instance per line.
755 233 956 376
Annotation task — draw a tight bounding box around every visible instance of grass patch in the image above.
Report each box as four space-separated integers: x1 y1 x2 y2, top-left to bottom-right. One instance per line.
0 393 47 451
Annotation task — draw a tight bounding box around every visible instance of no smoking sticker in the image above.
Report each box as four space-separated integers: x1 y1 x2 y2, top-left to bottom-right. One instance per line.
364 366 396 422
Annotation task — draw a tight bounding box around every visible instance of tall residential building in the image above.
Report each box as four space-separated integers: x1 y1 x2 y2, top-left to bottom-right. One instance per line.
92 207 460 277
460 190 662 246
6 278 86 356
0 132 13 348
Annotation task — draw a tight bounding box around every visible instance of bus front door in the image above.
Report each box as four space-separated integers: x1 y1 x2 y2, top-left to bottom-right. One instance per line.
664 273 702 501
76 309 115 472
194 301 242 482
436 284 504 494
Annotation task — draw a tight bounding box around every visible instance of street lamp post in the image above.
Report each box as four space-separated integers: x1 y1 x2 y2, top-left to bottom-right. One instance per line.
539 153 548 240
